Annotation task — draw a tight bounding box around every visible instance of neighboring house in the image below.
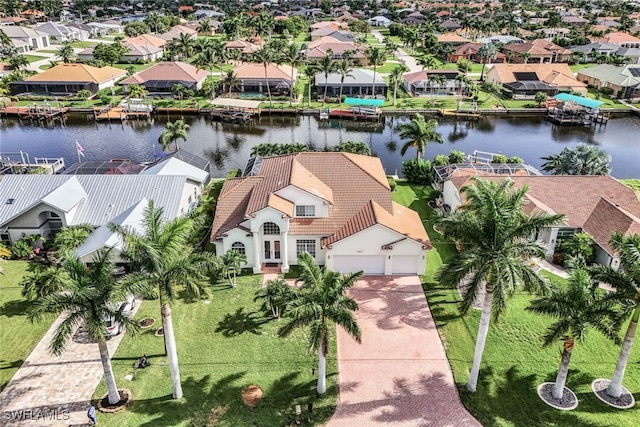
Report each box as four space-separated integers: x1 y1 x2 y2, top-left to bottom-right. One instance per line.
437 33 470 46
448 42 506 63
225 40 260 58
158 25 197 41
477 35 524 45
120 61 208 93
310 21 349 31
401 11 426 25
440 174 640 270
0 153 210 263
502 39 573 63
306 37 368 65
67 22 100 38
78 41 163 63
309 27 355 42
1 25 50 49
211 152 430 275
576 64 640 100
486 63 587 97
34 21 89 42
10 63 126 95
615 47 640 64
233 62 297 95
314 68 388 98
403 69 466 97
592 32 640 48
440 19 462 32
87 22 124 35
569 42 620 62
367 16 392 27
122 34 167 49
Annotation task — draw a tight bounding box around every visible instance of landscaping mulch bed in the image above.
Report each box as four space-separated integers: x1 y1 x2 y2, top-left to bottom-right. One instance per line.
537 382 578 410
592 379 635 409
241 385 263 407
155 327 164 337
138 317 156 329
97 389 132 413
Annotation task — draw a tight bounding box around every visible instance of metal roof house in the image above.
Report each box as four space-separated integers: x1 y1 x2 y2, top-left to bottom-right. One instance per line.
314 68 388 98
0 153 209 261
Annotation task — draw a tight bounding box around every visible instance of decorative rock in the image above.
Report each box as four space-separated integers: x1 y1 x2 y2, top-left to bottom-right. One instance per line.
592 379 635 409
537 382 578 410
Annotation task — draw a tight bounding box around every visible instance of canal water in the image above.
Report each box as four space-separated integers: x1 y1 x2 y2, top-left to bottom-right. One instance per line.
1 113 640 178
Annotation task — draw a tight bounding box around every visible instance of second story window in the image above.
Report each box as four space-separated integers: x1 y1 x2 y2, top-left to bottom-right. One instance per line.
295 205 315 217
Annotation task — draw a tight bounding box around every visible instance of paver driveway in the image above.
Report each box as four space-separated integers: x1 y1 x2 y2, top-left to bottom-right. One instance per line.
328 276 480 427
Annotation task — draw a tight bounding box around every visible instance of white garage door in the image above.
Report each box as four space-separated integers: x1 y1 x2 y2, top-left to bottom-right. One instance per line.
392 255 418 275
333 255 385 275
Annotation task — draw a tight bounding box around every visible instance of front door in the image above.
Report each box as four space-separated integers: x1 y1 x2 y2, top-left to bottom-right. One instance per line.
264 239 281 262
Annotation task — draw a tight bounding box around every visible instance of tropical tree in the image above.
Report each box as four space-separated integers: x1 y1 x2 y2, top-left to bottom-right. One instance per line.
281 43 305 106
417 53 438 70
278 253 362 394
8 53 29 71
477 43 497 81
196 19 212 36
21 265 71 300
173 33 195 61
591 232 640 398
252 47 275 107
535 91 548 107
304 64 318 107
428 74 447 101
436 178 565 392
220 69 241 96
389 64 409 106
254 277 294 319
29 250 136 405
53 224 93 254
158 119 189 151
171 83 188 109
527 268 622 400
334 58 353 105
127 83 147 99
56 41 75 63
541 144 612 175
334 141 371 156
397 115 444 159
220 249 247 287
111 201 216 399
365 46 385 97
315 52 335 105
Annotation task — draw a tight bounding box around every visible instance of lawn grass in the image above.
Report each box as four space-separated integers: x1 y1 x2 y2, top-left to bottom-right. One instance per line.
93 273 338 426
35 49 59 54
70 40 97 49
0 261 54 392
112 62 155 73
22 54 48 63
621 179 640 199
393 183 640 427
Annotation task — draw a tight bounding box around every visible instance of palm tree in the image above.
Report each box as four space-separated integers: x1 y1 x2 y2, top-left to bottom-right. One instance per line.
417 54 438 70
541 144 611 176
21 265 71 300
334 141 371 156
221 69 241 96
428 74 447 101
304 64 318 107
477 43 497 81
365 46 385 97
127 84 147 99
111 201 216 399
173 33 195 61
193 45 218 100
397 115 444 159
591 232 640 398
389 64 409 106
520 52 532 64
254 277 294 319
436 178 564 392
158 119 189 152
527 268 622 401
196 19 212 36
220 249 247 287
28 250 135 405
56 41 75 63
252 46 275 107
278 253 362 394
334 58 353 105
281 43 305 106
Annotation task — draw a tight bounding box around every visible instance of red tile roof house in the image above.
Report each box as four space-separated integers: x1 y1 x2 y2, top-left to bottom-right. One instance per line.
502 39 573 64
233 62 297 96
441 174 640 270
119 61 208 94
211 152 430 275
78 41 163 63
448 42 507 63
306 37 368 65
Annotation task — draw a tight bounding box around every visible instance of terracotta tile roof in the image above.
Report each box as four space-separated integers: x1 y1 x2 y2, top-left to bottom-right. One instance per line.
211 176 262 239
583 198 640 255
592 32 640 45
403 69 460 83
308 36 341 49
122 34 167 48
437 33 470 43
225 40 260 54
234 62 296 82
267 193 294 217
503 39 572 55
120 61 208 86
306 40 365 58
290 160 334 203
486 63 582 87
26 63 125 83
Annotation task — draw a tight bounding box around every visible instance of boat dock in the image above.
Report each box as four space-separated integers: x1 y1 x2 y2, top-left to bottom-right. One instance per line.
547 107 609 126
0 105 68 121
329 106 382 121
1 151 65 174
211 108 253 123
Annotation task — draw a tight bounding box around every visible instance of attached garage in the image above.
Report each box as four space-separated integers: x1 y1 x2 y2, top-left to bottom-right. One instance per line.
332 255 385 275
392 255 419 275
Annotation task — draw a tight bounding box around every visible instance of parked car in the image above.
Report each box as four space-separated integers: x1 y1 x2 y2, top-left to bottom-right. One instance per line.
104 294 135 336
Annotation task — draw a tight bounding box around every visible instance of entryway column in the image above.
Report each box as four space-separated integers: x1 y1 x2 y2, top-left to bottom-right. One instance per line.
281 231 289 273
252 232 261 273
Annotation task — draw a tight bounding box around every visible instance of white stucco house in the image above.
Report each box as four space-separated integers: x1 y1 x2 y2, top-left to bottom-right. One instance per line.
211 152 430 275
0 152 210 262
439 172 640 270
367 16 392 27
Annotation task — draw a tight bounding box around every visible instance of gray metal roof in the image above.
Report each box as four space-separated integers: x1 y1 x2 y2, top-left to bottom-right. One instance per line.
0 175 186 228
315 68 387 86
576 64 640 87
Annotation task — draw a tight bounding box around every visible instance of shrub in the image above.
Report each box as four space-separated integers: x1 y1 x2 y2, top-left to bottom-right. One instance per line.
401 158 433 185
507 156 523 164
448 150 466 164
433 154 449 166
492 153 508 164
559 232 595 267
11 239 33 260
387 176 397 191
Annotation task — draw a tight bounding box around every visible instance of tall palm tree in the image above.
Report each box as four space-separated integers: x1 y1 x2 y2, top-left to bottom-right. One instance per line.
158 119 189 152
428 74 447 100
417 53 438 70
315 52 335 105
527 268 622 400
281 43 305 106
520 52 532 64
365 46 385 97
541 144 611 176
436 178 564 392
28 250 135 405
111 201 216 399
397 115 444 159
196 19 212 36
193 45 218 99
252 46 275 107
56 41 75 63
334 58 353 105
278 253 362 394
172 83 188 110
173 33 195 61
477 43 497 81
304 64 319 107
221 69 241 96
389 64 409 106
591 232 640 398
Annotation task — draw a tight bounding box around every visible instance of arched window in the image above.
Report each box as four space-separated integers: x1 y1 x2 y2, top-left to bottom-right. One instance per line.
231 242 245 255
262 222 280 235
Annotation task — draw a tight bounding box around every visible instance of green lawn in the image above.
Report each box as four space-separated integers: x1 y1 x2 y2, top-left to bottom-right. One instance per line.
112 62 155 73
93 274 338 426
70 40 97 49
22 54 48 63
393 183 640 427
0 261 54 392
35 49 59 54
621 179 640 198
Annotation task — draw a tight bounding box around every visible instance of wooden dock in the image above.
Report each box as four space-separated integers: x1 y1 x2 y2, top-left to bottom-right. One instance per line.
441 109 481 120
0 105 68 120
94 107 152 121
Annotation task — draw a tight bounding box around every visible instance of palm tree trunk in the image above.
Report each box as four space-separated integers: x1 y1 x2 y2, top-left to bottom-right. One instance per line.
162 303 183 399
339 82 344 105
466 289 492 392
393 81 398 106
317 339 327 395
290 70 295 107
553 339 573 400
264 65 272 108
371 69 377 97
607 305 639 397
210 69 215 99
98 340 120 405
308 77 312 108
323 75 329 105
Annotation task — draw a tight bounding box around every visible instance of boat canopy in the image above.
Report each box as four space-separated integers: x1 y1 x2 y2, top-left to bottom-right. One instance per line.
554 93 603 109
344 97 384 107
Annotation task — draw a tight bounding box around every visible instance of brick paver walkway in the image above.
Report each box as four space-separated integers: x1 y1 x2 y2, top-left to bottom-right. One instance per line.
328 276 481 427
0 306 137 426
